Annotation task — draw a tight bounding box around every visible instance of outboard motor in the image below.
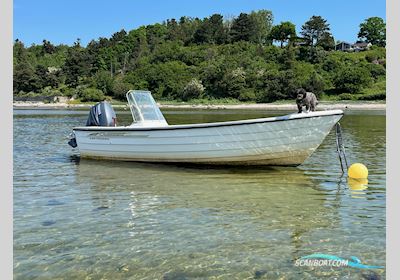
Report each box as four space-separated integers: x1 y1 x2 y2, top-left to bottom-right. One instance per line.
86 101 117 126
68 101 117 148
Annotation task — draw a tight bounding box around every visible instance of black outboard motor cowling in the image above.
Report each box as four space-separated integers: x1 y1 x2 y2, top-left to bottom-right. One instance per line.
86 101 117 126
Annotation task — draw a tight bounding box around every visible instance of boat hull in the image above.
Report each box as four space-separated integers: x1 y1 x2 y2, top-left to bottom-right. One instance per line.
73 110 343 166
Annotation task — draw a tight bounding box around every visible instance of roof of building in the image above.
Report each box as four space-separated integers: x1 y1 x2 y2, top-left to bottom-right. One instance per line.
335 41 352 46
352 42 371 47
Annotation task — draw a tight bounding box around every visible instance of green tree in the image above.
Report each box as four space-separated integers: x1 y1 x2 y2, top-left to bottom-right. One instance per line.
358 17 386 47
92 70 114 94
249 10 274 44
13 40 27 66
194 14 227 44
142 61 192 99
321 54 343 73
42 39 55 54
304 72 325 96
301 16 332 47
333 66 372 93
199 58 226 97
297 46 327 64
230 13 256 42
110 29 127 44
146 23 168 50
34 64 48 89
177 17 201 45
280 46 296 69
366 63 386 80
123 71 148 90
13 61 39 94
221 67 246 98
268 22 296 48
166 18 180 41
62 41 92 86
259 69 295 102
316 32 335 50
46 69 63 88
111 76 134 99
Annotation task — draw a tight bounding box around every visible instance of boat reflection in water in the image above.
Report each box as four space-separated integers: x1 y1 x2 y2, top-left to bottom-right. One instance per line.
72 159 348 278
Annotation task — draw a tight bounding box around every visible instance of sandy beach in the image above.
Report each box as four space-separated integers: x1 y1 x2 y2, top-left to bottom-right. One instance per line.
13 101 386 111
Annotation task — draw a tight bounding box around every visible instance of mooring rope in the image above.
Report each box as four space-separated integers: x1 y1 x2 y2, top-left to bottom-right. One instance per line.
335 122 348 173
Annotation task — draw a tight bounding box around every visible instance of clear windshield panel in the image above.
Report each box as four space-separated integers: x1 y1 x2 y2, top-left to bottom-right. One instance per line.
126 90 166 122
126 92 143 122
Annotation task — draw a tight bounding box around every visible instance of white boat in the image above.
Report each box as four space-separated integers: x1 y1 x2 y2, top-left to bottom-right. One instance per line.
70 90 343 166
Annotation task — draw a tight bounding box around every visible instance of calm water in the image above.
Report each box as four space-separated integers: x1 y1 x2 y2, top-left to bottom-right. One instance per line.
13 108 386 279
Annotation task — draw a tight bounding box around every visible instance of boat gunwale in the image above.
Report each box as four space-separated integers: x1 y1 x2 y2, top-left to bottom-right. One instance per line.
73 110 343 132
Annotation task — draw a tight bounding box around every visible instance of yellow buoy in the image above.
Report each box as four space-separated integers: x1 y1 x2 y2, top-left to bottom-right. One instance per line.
348 163 368 179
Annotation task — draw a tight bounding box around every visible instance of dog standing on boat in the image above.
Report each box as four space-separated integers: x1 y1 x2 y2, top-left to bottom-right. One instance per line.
296 88 318 113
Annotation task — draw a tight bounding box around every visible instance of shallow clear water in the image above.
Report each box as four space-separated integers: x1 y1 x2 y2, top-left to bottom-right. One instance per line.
13 109 386 279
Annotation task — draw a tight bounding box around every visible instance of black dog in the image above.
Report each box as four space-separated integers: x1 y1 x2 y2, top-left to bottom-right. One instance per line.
296 88 318 113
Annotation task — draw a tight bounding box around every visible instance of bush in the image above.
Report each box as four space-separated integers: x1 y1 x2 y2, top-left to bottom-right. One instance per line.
365 53 378 63
366 63 386 80
221 67 246 99
78 87 105 102
321 54 343 73
60 87 75 98
123 72 149 90
112 78 134 100
304 73 325 97
262 45 282 62
296 46 327 64
357 92 386 100
238 88 256 101
181 78 205 101
333 66 372 93
141 61 193 99
291 62 325 97
365 47 386 63
258 69 297 102
338 93 355 100
39 86 61 97
92 71 114 94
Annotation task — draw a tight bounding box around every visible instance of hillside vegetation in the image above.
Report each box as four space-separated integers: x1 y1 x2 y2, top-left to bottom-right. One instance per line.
13 11 386 103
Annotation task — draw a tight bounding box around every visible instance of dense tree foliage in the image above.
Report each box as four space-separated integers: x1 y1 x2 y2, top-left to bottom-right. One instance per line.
229 13 257 42
249 10 273 44
13 11 386 102
268 22 296 48
301 16 334 50
358 17 386 47
333 66 372 93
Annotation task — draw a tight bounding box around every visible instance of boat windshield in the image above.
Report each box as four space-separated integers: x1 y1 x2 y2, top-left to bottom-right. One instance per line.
126 90 166 123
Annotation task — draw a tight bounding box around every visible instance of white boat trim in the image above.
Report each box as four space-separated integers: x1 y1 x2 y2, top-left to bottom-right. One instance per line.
73 110 344 131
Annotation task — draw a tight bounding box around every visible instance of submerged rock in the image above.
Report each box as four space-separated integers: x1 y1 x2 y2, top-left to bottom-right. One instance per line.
94 206 109 211
42 220 56 226
46 199 65 206
362 271 381 280
117 263 129 272
163 271 188 280
254 269 268 279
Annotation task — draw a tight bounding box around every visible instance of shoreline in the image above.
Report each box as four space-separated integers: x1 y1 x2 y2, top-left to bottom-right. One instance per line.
13 101 386 111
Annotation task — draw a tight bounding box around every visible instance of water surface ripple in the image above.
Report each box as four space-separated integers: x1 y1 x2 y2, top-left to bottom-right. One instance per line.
14 109 386 279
